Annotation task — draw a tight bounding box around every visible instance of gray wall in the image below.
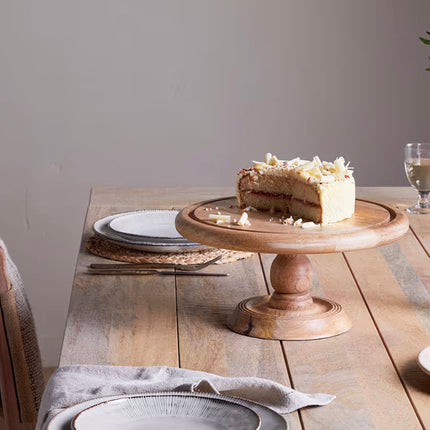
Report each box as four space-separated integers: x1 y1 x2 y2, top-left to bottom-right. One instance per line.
1 0 430 366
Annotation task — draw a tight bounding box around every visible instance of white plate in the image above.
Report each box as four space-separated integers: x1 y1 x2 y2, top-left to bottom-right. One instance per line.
110 230 192 243
417 346 430 375
93 214 208 253
109 210 183 240
47 392 287 430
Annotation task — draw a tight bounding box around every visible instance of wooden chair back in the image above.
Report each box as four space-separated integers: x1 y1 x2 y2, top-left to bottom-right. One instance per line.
0 240 44 429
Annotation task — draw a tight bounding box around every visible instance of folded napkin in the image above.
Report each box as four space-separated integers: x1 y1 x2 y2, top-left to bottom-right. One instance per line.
36 365 335 430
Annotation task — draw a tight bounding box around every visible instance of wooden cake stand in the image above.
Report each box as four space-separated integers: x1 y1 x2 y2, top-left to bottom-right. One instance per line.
176 197 409 340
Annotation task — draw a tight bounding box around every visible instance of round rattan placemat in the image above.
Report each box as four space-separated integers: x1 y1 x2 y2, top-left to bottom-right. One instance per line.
86 235 254 265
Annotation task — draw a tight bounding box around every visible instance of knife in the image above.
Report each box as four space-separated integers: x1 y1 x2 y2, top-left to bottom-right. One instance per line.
87 270 229 276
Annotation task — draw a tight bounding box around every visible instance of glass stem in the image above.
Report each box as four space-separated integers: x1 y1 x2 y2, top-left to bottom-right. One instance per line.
417 191 430 208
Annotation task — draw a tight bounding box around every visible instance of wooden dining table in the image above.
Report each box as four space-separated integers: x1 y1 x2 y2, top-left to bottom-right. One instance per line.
60 186 430 430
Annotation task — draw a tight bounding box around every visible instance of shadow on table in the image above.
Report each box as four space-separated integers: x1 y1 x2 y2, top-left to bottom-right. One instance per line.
401 359 430 395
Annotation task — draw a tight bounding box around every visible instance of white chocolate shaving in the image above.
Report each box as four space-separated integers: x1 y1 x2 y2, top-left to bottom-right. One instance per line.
249 153 353 183
237 212 251 226
253 161 267 172
293 218 303 227
253 152 285 171
209 214 231 223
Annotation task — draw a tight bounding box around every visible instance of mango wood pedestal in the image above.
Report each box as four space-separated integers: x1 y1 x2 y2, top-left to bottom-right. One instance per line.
176 197 409 340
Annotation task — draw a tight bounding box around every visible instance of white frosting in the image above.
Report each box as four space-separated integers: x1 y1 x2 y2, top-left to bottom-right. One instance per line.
250 153 354 184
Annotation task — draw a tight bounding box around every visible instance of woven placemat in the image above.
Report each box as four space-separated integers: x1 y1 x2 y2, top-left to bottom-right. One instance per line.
86 235 254 265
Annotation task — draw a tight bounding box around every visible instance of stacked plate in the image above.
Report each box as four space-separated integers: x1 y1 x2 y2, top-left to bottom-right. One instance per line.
47 392 287 430
93 210 207 253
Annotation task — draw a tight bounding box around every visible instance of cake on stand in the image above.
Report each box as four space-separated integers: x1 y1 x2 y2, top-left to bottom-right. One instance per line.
176 197 409 341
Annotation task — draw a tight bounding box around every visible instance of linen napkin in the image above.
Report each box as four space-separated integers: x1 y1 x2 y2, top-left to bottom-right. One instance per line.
36 365 335 430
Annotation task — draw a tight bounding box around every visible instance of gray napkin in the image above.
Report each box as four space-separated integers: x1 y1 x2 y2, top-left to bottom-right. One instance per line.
36 365 335 430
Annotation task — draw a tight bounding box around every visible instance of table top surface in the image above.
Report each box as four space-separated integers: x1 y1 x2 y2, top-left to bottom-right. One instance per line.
60 186 430 430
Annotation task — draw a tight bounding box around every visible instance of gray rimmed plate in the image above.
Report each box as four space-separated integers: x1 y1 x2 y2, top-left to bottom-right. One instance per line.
71 392 261 430
93 213 208 253
46 392 287 430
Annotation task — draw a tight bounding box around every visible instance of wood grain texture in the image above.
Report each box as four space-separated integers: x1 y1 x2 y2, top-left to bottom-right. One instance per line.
176 255 294 428
60 206 178 367
60 186 429 430
227 252 352 341
262 252 423 430
357 187 430 256
89 186 235 208
176 197 409 254
344 234 430 428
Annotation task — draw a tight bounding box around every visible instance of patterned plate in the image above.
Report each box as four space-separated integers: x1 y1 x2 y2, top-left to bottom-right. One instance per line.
47 392 287 430
72 392 261 430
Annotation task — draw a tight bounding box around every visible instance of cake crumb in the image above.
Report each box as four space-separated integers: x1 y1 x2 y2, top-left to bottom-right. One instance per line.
281 216 294 225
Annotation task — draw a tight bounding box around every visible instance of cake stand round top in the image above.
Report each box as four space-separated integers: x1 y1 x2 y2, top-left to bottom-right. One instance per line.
175 197 409 255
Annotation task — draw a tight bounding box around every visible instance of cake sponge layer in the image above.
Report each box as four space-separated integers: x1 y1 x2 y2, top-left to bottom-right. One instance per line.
236 153 355 224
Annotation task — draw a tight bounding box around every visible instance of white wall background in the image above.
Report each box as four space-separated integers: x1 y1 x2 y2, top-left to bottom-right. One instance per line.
1 0 430 366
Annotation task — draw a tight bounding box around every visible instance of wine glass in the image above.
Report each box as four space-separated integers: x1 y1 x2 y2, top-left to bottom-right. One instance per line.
404 143 430 214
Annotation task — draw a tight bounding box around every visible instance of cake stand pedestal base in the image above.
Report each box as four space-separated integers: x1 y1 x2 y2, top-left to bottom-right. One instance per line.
176 196 408 341
227 254 352 340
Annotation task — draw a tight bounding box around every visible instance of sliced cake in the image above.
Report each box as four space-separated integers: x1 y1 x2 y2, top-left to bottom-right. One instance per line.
236 153 355 224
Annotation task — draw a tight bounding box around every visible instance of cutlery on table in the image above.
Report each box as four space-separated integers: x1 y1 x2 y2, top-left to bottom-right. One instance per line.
88 255 222 272
87 270 229 276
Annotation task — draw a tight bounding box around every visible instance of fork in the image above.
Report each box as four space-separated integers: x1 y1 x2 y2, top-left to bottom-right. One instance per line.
88 255 222 272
